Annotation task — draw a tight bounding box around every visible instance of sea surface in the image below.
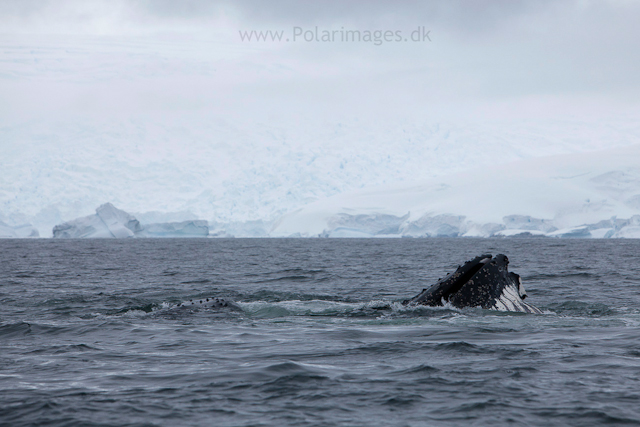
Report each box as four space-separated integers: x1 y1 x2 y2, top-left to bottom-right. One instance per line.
1 238 640 426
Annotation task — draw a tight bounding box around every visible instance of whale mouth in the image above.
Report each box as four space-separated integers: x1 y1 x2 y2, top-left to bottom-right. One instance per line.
508 272 528 300
518 277 528 300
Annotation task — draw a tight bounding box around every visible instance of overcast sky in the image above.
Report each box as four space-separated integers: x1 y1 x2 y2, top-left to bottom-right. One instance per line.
2 0 640 122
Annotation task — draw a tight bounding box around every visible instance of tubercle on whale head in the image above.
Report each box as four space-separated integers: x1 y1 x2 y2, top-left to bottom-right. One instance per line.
494 254 509 266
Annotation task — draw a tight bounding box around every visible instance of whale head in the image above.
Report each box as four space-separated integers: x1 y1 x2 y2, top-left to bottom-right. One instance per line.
403 254 542 314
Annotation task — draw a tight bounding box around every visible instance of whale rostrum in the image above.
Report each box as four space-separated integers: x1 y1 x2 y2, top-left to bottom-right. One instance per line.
403 254 542 314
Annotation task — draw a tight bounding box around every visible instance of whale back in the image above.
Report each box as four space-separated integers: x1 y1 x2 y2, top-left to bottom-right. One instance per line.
173 297 237 310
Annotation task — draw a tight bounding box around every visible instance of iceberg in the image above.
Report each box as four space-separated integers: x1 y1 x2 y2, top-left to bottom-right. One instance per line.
615 226 640 238
209 220 272 238
53 203 142 238
399 213 466 237
613 215 640 238
52 203 209 238
319 213 409 237
0 221 39 238
493 229 548 238
547 226 591 238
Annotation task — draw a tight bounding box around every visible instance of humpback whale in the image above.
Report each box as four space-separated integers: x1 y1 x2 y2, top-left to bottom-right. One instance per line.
164 254 539 315
403 254 542 314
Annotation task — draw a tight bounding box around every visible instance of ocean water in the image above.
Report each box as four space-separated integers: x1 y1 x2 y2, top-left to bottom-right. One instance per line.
1 238 640 427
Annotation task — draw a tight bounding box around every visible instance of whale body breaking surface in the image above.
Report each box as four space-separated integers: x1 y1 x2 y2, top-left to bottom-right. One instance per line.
403 254 542 314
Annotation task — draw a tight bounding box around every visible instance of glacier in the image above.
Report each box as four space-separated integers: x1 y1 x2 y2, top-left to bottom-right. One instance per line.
3 113 640 237
269 144 640 238
16 140 640 240
15 142 640 239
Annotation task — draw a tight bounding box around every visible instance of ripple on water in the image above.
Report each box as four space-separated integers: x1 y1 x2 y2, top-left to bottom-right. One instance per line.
1 238 640 426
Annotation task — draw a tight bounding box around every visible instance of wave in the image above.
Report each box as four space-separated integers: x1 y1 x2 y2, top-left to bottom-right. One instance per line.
0 321 67 338
548 300 617 316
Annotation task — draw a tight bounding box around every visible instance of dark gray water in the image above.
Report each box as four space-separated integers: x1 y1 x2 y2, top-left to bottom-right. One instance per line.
1 238 640 426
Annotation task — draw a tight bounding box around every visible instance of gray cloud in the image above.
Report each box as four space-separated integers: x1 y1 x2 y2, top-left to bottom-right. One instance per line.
223 0 555 33
0 0 568 33
2 0 640 119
